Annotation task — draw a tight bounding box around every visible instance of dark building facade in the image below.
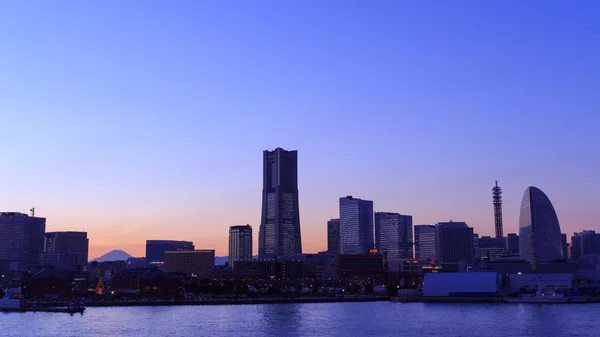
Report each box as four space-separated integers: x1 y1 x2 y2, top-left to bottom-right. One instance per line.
414 225 437 261
229 225 253 269
111 268 181 298
41 231 89 272
436 222 475 266
571 230 600 261
259 148 302 259
375 212 413 259
164 250 215 280
0 212 46 272
506 233 520 256
518 186 564 270
338 253 384 280
327 219 340 255
339 196 374 255
24 268 72 299
146 240 194 263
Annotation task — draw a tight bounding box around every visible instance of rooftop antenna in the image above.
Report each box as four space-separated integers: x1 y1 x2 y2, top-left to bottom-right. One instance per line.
30 207 35 217
492 181 503 238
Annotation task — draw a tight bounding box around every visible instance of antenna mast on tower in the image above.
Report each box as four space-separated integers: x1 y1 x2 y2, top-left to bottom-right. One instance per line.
492 181 503 238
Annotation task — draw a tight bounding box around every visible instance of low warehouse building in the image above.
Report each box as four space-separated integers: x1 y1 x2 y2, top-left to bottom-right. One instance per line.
423 272 499 297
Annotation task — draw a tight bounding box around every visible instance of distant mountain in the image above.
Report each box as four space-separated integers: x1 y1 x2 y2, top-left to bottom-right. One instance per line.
91 249 133 262
215 256 228 265
214 255 258 266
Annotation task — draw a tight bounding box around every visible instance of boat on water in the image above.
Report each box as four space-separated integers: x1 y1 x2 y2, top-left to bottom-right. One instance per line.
506 277 568 303
0 288 22 309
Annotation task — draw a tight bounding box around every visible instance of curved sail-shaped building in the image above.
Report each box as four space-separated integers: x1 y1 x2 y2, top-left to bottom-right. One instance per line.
519 187 564 270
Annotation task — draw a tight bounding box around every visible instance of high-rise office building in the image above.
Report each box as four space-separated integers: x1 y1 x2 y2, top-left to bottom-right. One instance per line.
414 225 437 261
258 148 302 259
146 240 194 263
0 212 46 271
375 212 413 259
40 231 89 272
518 186 564 270
339 196 374 255
435 222 475 266
229 225 252 269
506 233 520 256
571 230 600 261
473 233 480 260
327 219 340 254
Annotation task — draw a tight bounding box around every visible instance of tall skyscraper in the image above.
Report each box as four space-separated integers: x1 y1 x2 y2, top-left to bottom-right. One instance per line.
258 148 302 259
146 240 194 263
229 225 252 269
339 196 374 255
518 186 564 271
414 225 437 260
435 221 475 266
492 181 503 238
327 219 340 254
0 212 46 271
375 212 413 259
571 230 600 261
40 231 89 272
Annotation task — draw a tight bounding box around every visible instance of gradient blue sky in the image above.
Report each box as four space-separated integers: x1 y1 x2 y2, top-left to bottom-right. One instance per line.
1 1 599 259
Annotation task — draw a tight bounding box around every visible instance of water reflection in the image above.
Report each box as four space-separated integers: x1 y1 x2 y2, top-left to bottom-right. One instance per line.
1 302 600 337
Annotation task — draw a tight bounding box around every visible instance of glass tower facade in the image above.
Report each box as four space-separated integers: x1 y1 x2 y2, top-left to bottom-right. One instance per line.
414 225 437 261
42 231 89 272
259 148 302 259
327 219 340 254
375 212 413 259
229 225 253 269
0 212 46 271
518 186 564 270
339 196 374 255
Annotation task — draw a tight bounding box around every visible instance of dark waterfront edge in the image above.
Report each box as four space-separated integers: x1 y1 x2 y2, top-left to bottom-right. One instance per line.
82 296 390 307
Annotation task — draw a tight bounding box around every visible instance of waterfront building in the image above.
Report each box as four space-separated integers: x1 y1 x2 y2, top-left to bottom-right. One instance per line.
506 233 520 256
0 212 46 271
339 196 374 255
40 231 89 272
229 225 252 269
435 222 475 266
571 230 600 261
327 219 340 254
24 268 72 299
232 260 279 279
278 253 337 281
258 148 302 259
374 212 413 259
164 250 215 280
414 225 437 261
337 253 384 280
111 268 180 298
145 240 194 264
423 272 499 297
518 187 564 270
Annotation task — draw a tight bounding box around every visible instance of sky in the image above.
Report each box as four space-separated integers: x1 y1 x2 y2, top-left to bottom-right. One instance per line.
1 1 599 260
